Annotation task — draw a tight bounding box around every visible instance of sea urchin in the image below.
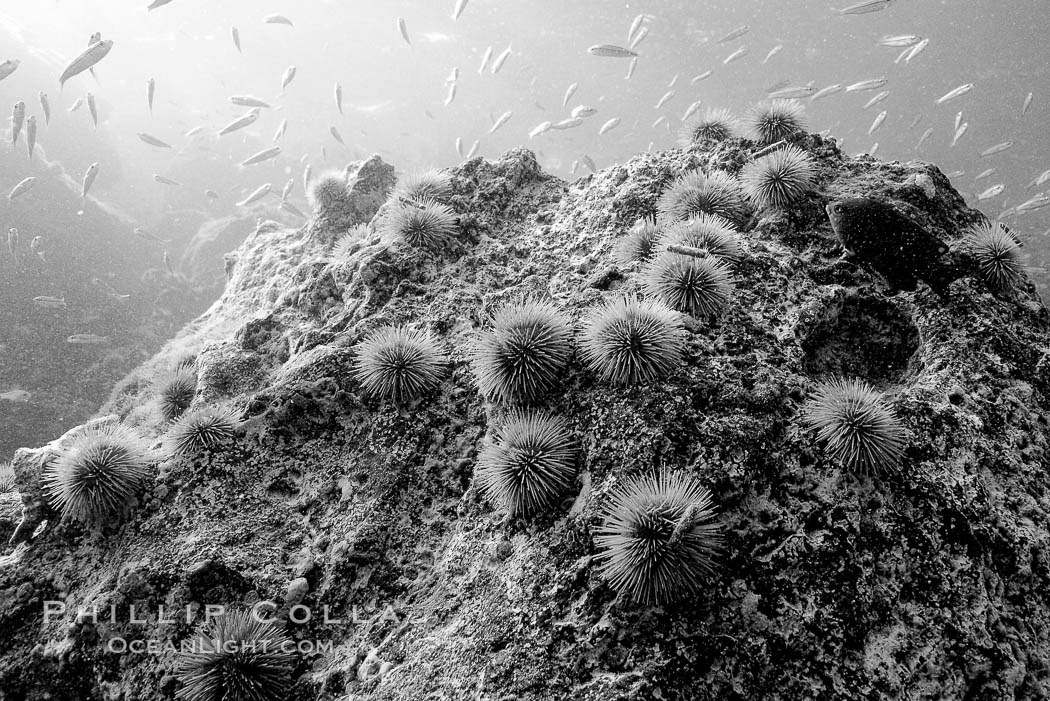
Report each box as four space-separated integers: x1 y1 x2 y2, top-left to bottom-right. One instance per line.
394 169 453 204
475 410 576 517
656 169 748 226
614 217 663 267
354 325 446 402
677 107 741 147
42 423 153 526
580 296 685 385
156 365 198 421
660 213 741 262
964 221 1026 292
472 299 573 404
307 170 350 215
165 407 242 457
175 610 295 701
595 471 722 605
803 377 906 475
748 99 807 144
739 145 817 208
382 199 458 251
642 252 734 318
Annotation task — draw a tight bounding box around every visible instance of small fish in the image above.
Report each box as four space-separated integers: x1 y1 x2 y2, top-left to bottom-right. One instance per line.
455 137 463 156
691 70 713 84
185 126 204 137
868 110 887 135
979 141 1013 157
39 92 50 125
491 45 512 74
769 85 816 100
236 183 271 206
147 77 155 114
628 14 645 44
452 0 469 20
25 117 36 160
652 115 667 128
303 163 312 192
977 184 1005 201
904 38 929 63
241 146 281 166
264 14 293 27
232 26 241 53
147 0 174 10
138 132 172 148
936 83 973 104
59 39 114 87
67 333 109 344
281 179 294 201
571 105 597 118
598 117 620 136
838 0 895 14
668 74 680 88
974 168 997 182
33 295 66 309
281 66 297 91
134 227 169 243
570 160 579 176
478 46 493 74
878 34 922 47
8 177 34 201
231 95 270 108
654 90 675 109
0 59 19 81
551 117 583 130
444 83 457 106
335 83 343 114
272 119 287 143
563 82 578 106
723 45 748 65
205 189 219 200
718 25 750 43
863 90 890 109
846 78 887 92
581 155 597 172
397 17 410 45
630 27 649 50
1017 194 1050 213
326 126 346 146
82 162 99 198
92 277 130 299
529 121 552 138
910 113 924 129
280 200 306 218
163 251 176 276
67 98 84 112
587 44 638 58
954 111 963 131
0 389 31 402
763 44 783 64
86 92 97 128
7 228 17 260
11 101 24 144
218 108 260 136
680 101 701 122
30 235 44 262
489 110 512 134
154 174 181 186
465 140 479 159
1022 92 1034 117
951 122 968 147
625 57 638 80
1027 169 1050 189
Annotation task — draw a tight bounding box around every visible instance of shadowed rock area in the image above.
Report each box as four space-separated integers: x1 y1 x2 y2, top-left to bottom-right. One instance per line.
2 134 1050 700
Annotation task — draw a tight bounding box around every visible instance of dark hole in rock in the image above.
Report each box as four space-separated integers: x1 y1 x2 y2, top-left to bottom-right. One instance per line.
801 295 920 388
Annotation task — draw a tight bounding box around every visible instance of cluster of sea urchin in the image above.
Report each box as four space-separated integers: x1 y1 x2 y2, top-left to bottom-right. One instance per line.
595 471 723 605
472 299 573 404
175 610 295 701
475 410 577 518
354 325 447 403
42 423 153 526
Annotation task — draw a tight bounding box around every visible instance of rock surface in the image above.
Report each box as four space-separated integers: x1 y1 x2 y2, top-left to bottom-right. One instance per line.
2 138 1050 701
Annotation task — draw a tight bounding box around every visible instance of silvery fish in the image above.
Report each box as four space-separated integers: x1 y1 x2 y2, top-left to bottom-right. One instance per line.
39 92 50 125
1022 92 1034 117
33 296 66 309
654 90 675 109
974 168 997 182
846 78 887 92
330 125 345 145
878 34 921 47
0 59 19 81
680 101 701 122
863 90 890 109
67 98 84 112
977 184 1005 201
936 83 973 104
652 115 667 128
280 201 306 218
154 174 181 186
138 132 172 148
598 117 620 136
769 85 816 100
231 95 270 108
571 105 597 119
25 116 36 160
455 137 463 156
87 92 97 128
444 83 457 106
452 0 469 20
147 77 155 113
625 57 638 79
528 121 552 139
478 46 493 74
134 227 170 243
397 17 410 45
867 110 887 135
719 25 750 43
904 38 929 63
465 140 479 158
587 44 638 58
723 45 748 64
492 45 513 74
551 117 583 130
241 146 281 166
763 44 783 64
1018 194 1050 213
303 164 312 192
563 82 578 106
11 101 24 144
951 122 968 147
59 40 114 87
9 177 35 200
691 70 713 83
838 0 895 14
82 162 99 198
231 26 241 53
67 334 109 344
236 183 271 206
630 27 649 50
979 142 1013 157
218 108 260 136
281 179 294 201
281 66 296 91
148 0 174 10
264 14 293 26
628 14 645 43
335 83 343 114
272 119 287 143
489 110 512 134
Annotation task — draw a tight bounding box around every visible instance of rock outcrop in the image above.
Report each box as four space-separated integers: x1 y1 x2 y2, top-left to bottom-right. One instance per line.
2 137 1050 701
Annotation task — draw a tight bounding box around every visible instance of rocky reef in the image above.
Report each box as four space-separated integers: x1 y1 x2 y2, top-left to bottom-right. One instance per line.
2 130 1050 701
